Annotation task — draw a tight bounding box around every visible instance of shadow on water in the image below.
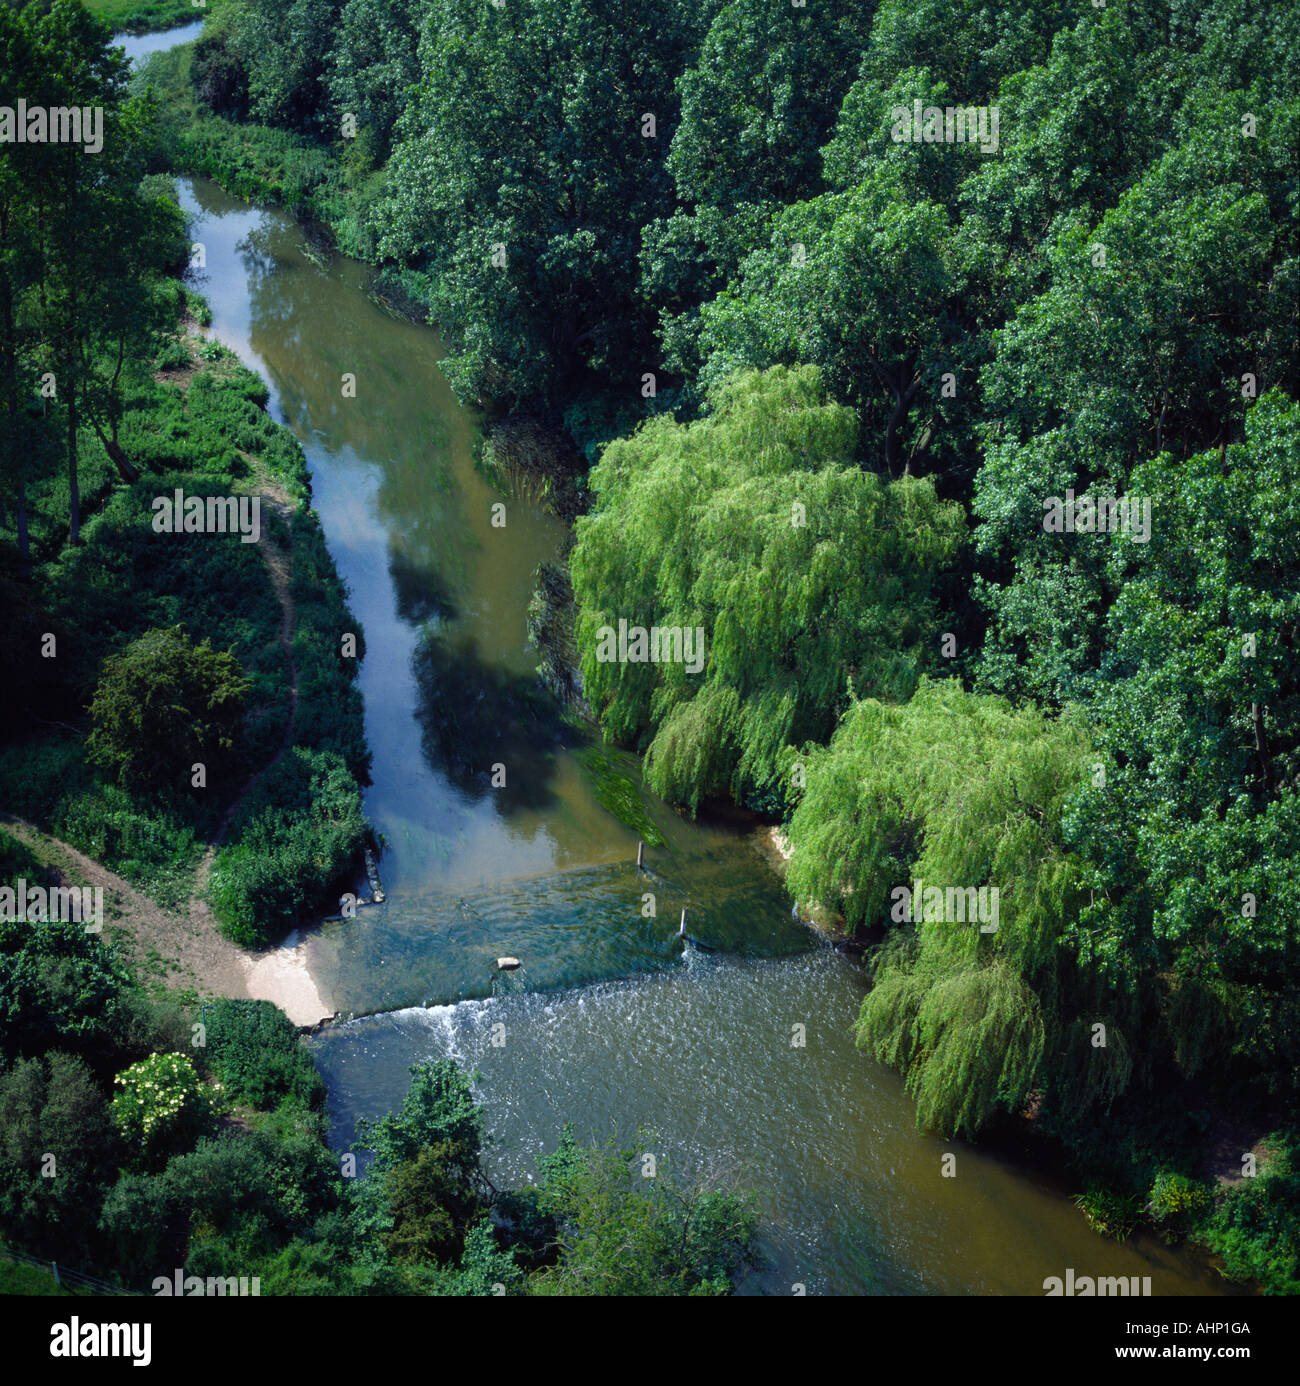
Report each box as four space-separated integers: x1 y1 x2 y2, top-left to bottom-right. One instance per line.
411 629 585 813
389 550 458 629
174 170 1237 1299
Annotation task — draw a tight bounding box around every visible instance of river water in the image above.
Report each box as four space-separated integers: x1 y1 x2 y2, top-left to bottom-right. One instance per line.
134 25 1234 1295
116 19 205 67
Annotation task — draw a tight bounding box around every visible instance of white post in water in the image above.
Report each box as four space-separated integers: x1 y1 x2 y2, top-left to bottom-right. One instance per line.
637 840 644 870
679 909 687 938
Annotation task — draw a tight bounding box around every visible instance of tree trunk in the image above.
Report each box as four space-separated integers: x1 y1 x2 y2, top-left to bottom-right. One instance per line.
884 368 922 477
16 476 29 580
1252 701 1274 796
89 415 139 483
67 375 80 545
0 224 25 575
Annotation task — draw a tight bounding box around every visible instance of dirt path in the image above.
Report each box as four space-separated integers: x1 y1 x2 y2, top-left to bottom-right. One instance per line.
1201 1112 1280 1187
183 494 335 1027
0 812 251 1002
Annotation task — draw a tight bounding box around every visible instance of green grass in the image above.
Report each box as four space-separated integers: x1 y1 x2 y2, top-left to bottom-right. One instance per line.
0 1259 80 1296
141 45 384 260
0 826 52 882
85 0 204 36
1 289 369 942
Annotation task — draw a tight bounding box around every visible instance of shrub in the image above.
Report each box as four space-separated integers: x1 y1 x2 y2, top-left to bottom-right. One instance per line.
1148 1169 1214 1226
87 625 251 792
207 747 367 947
201 998 325 1110
530 1126 758 1295
153 339 191 372
1195 1138 1300 1294
0 916 132 1065
0 1053 118 1261
1073 1187 1140 1242
110 1051 219 1163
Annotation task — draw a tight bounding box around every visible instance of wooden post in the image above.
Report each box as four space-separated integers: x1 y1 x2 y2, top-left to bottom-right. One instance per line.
52 1261 60 1288
679 909 686 938
636 841 644 870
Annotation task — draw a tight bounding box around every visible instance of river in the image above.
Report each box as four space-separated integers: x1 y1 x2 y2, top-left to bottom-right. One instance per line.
129 27 1235 1297
116 19 205 67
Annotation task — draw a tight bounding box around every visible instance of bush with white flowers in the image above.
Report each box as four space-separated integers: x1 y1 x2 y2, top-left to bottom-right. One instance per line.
110 1051 219 1156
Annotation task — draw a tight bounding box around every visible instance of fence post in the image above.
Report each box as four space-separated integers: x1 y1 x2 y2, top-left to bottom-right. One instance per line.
52 1260 60 1288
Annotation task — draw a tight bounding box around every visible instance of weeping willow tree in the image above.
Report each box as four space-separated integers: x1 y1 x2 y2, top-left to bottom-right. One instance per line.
569 366 965 810
786 678 1105 1136
865 952 1047 1138
785 679 1090 956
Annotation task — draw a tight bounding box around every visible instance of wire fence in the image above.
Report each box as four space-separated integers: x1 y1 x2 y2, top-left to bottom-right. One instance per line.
0 1244 137 1296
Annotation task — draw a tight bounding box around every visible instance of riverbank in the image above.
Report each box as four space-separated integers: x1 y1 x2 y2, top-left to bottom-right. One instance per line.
136 37 601 491
0 208 370 1019
88 0 223 37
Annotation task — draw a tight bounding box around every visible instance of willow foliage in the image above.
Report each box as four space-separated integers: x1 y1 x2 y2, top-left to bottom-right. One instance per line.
570 367 965 810
786 679 1093 1135
855 950 1049 1139
785 678 1089 958
914 960 1044 1138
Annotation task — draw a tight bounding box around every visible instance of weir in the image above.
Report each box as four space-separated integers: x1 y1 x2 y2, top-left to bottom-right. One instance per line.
309 850 804 1015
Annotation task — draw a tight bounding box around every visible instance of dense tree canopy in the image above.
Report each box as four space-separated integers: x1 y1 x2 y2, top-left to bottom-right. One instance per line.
7 0 1300 1292
1062 394 1300 1082
0 0 183 553
368 0 705 412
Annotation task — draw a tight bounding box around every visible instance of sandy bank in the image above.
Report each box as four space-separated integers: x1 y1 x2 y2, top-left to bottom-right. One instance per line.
239 929 334 1028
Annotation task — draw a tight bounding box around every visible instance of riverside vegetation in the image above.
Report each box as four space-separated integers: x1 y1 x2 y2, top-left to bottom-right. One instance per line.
0 0 369 946
124 0 1300 1292
0 904 754 1293
0 0 759 1295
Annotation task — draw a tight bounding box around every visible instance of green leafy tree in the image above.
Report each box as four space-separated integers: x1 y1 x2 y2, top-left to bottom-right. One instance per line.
86 625 250 791
79 179 187 483
355 1059 483 1181
973 105 1297 705
227 0 346 134
372 0 702 410
0 1052 117 1260
686 167 978 476
23 0 153 542
380 1142 481 1266
163 1112 345 1267
97 1169 177 1285
0 915 131 1064
642 0 874 352
571 366 964 810
327 0 423 159
201 998 325 1110
1062 393 1300 1091
0 3 44 575
855 0 1071 100
419 1217 523 1296
786 678 1096 1136
530 1127 756 1296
